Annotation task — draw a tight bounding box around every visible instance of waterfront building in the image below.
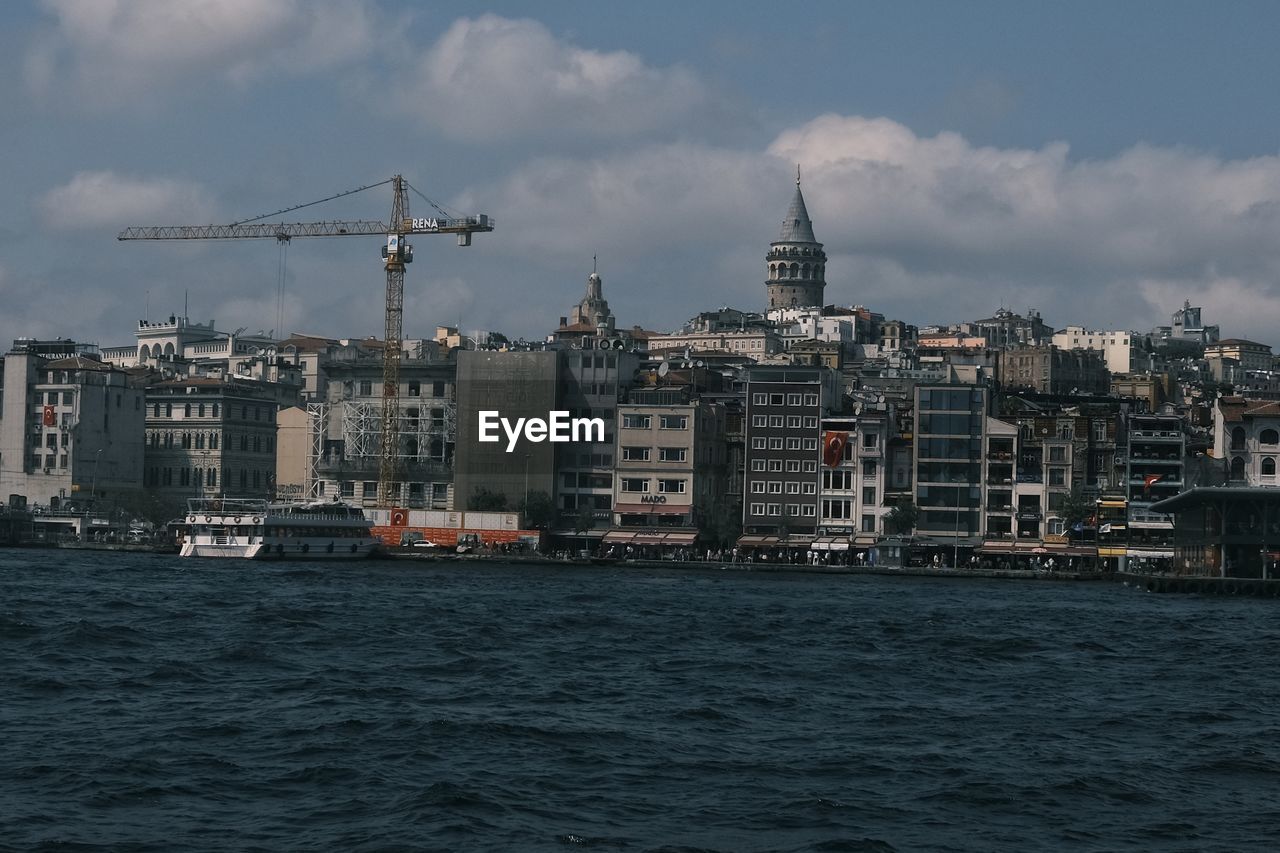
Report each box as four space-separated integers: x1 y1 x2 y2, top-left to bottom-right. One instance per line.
143 375 300 500
606 385 729 554
1123 412 1184 562
766 172 827 310
553 341 641 543
741 365 841 538
1152 487 1280 578
308 349 457 508
913 384 987 560
0 339 145 508
453 349 560 512
1214 396 1280 486
815 409 890 553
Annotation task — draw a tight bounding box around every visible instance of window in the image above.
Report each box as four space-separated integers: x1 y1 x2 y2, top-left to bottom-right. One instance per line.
770 393 784 405
786 482 800 494
622 446 650 462
787 416 801 429
1262 429 1280 446
861 514 876 533
804 460 817 472
804 417 817 429
751 460 766 472
862 460 877 478
786 460 801 472
658 479 686 494
184 403 191 417
359 381 373 396
751 481 766 494
802 505 816 517
767 503 781 516
824 470 853 490
822 499 851 519
623 414 651 429
786 437 801 450
862 433 878 449
621 478 649 493
1264 457 1277 477
752 437 767 450
804 394 818 406
768 482 783 494
659 415 688 430
863 487 876 505
753 393 768 405
768 459 783 472
803 438 818 450
803 483 816 495
1049 468 1067 487
787 394 801 406
1049 446 1066 463
408 381 420 397
769 437 783 450
750 503 766 516
769 415 784 428
787 503 801 516
659 448 687 463
752 415 767 427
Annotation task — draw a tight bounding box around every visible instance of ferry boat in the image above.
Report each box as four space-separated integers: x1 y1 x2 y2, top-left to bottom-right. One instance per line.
180 497 381 559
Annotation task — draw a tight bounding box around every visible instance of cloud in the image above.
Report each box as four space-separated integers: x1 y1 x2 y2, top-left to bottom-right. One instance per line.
468 114 1280 342
38 171 217 228
27 0 376 103
400 15 724 142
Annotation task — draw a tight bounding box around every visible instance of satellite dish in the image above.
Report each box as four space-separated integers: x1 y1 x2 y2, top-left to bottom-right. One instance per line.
658 362 670 377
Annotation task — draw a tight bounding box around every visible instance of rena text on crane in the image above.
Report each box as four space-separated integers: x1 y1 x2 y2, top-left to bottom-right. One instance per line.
478 411 605 453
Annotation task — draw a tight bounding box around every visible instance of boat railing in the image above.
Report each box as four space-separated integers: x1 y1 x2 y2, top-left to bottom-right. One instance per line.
188 497 269 516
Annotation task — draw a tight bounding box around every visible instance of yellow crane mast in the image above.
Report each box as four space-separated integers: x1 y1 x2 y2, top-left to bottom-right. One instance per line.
118 175 494 506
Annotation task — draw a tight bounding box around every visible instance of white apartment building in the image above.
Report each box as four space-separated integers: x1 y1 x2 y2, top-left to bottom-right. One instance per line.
1052 325 1151 375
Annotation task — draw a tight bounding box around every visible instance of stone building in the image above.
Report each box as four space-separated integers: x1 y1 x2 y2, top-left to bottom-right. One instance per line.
999 345 1110 395
0 339 146 508
765 171 827 310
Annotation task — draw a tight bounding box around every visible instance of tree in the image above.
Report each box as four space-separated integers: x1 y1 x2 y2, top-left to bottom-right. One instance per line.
468 488 508 511
573 506 596 535
885 499 918 536
1058 488 1094 537
519 490 557 530
697 497 741 549
111 489 187 529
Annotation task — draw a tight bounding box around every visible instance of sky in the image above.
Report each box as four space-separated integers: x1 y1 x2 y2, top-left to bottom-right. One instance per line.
4 0 1280 350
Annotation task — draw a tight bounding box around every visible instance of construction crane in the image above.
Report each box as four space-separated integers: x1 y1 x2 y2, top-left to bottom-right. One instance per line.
119 175 494 507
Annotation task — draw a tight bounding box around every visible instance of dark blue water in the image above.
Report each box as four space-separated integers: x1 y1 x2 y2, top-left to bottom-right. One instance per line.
3 551 1279 852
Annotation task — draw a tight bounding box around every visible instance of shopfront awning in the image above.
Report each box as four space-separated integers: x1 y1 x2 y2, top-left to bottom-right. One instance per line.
614 503 690 516
812 536 852 551
605 529 698 546
737 535 778 546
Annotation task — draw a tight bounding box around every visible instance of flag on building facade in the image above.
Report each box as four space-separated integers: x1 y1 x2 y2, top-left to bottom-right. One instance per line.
1143 474 1163 495
822 431 849 468
42 405 56 427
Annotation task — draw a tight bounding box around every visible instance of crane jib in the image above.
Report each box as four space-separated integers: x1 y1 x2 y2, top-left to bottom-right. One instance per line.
401 215 493 234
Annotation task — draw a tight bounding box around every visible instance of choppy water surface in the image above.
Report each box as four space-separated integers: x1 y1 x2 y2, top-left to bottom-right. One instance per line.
3 550 1280 851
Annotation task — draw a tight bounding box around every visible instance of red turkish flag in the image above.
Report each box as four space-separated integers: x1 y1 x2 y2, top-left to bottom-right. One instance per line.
42 405 56 427
822 431 848 468
390 507 409 527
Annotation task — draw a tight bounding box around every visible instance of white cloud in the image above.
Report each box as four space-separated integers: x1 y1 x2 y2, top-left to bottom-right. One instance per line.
469 114 1280 342
27 0 376 102
402 15 720 141
38 171 217 228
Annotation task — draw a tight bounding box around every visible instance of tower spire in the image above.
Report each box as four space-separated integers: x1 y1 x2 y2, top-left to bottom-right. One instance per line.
797 163 801 187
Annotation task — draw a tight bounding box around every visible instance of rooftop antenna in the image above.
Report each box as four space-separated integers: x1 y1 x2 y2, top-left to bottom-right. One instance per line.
593 254 597 274
796 163 801 186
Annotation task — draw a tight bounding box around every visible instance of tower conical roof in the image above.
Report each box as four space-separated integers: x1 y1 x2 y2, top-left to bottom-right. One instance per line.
778 179 817 244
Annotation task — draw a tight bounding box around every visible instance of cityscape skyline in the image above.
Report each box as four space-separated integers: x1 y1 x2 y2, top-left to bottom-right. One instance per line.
5 2 1280 349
